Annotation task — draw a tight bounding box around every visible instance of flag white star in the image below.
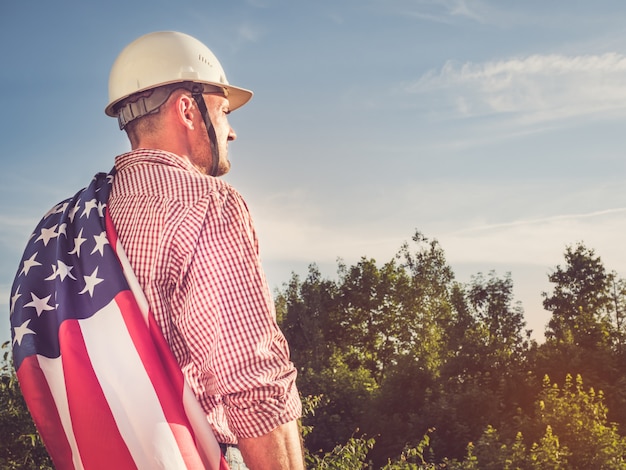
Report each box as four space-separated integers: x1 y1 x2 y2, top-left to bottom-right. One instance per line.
25 292 55 316
81 199 98 218
20 252 42 276
45 264 58 281
57 260 77 281
69 228 87 257
10 286 21 315
45 260 77 282
69 203 80 222
97 201 106 217
43 202 68 219
43 204 61 219
36 224 59 246
92 231 109 256
79 267 104 297
13 319 36 346
58 223 67 237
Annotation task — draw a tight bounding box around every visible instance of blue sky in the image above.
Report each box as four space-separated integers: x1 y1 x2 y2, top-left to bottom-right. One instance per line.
3 1 626 344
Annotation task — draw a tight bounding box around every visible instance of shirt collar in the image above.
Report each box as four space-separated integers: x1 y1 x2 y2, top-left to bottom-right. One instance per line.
114 148 204 175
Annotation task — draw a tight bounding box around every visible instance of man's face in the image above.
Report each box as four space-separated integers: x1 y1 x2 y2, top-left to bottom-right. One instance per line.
190 93 236 176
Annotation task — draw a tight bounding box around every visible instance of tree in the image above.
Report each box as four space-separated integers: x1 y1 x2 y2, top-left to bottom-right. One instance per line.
543 243 613 348
608 275 626 351
537 243 626 426
366 232 458 464
421 271 534 461
276 233 626 467
466 271 531 369
335 256 411 382
443 271 533 397
276 264 338 373
394 231 455 375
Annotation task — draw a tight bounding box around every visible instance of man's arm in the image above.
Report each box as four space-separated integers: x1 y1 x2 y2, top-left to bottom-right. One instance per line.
238 419 305 470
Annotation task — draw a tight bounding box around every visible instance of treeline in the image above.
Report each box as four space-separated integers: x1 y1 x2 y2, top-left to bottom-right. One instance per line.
277 231 626 469
3 230 626 468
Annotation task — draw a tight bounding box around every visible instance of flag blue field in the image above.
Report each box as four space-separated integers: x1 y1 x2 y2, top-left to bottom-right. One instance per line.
11 171 227 469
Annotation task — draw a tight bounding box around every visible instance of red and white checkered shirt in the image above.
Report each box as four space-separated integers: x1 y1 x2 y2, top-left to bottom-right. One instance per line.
108 149 301 444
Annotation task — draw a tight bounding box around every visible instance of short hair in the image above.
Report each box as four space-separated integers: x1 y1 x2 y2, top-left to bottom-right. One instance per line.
123 86 199 146
124 110 162 145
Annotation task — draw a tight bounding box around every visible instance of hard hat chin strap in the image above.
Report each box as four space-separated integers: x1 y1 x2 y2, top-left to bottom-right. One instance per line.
117 84 223 177
192 93 220 177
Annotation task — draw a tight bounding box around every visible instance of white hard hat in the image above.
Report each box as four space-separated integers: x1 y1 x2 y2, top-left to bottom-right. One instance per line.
105 31 253 120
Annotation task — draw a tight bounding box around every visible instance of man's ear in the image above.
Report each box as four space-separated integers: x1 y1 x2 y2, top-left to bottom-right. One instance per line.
176 94 196 130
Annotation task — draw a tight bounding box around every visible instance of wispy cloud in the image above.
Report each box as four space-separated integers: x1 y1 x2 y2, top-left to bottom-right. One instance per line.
450 208 626 235
380 0 490 24
236 22 265 43
439 207 626 270
409 53 626 124
447 0 486 21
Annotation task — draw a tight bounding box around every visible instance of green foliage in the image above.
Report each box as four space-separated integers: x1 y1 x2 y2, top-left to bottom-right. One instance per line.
0 342 52 469
279 233 626 468
299 352 379 453
543 243 614 348
534 374 626 469
276 265 339 374
442 374 626 469
336 256 413 381
380 431 438 470
6 232 626 469
306 435 376 470
527 425 569 470
535 242 626 432
302 394 375 469
418 270 535 461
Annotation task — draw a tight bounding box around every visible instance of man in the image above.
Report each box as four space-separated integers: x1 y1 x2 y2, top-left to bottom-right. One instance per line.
11 31 304 469
106 30 304 469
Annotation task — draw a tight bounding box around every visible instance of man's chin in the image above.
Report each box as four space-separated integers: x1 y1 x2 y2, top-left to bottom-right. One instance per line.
216 161 231 177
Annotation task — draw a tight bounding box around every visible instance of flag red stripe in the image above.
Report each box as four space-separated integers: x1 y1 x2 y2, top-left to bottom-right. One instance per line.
17 356 76 470
106 210 119 247
115 291 206 468
60 320 137 469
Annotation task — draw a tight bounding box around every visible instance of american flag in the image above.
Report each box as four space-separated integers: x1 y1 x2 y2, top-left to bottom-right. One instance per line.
10 171 228 469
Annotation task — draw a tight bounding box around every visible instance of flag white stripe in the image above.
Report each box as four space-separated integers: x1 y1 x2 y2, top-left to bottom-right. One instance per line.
38 355 85 470
116 240 149 319
79 301 188 469
183 383 223 469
